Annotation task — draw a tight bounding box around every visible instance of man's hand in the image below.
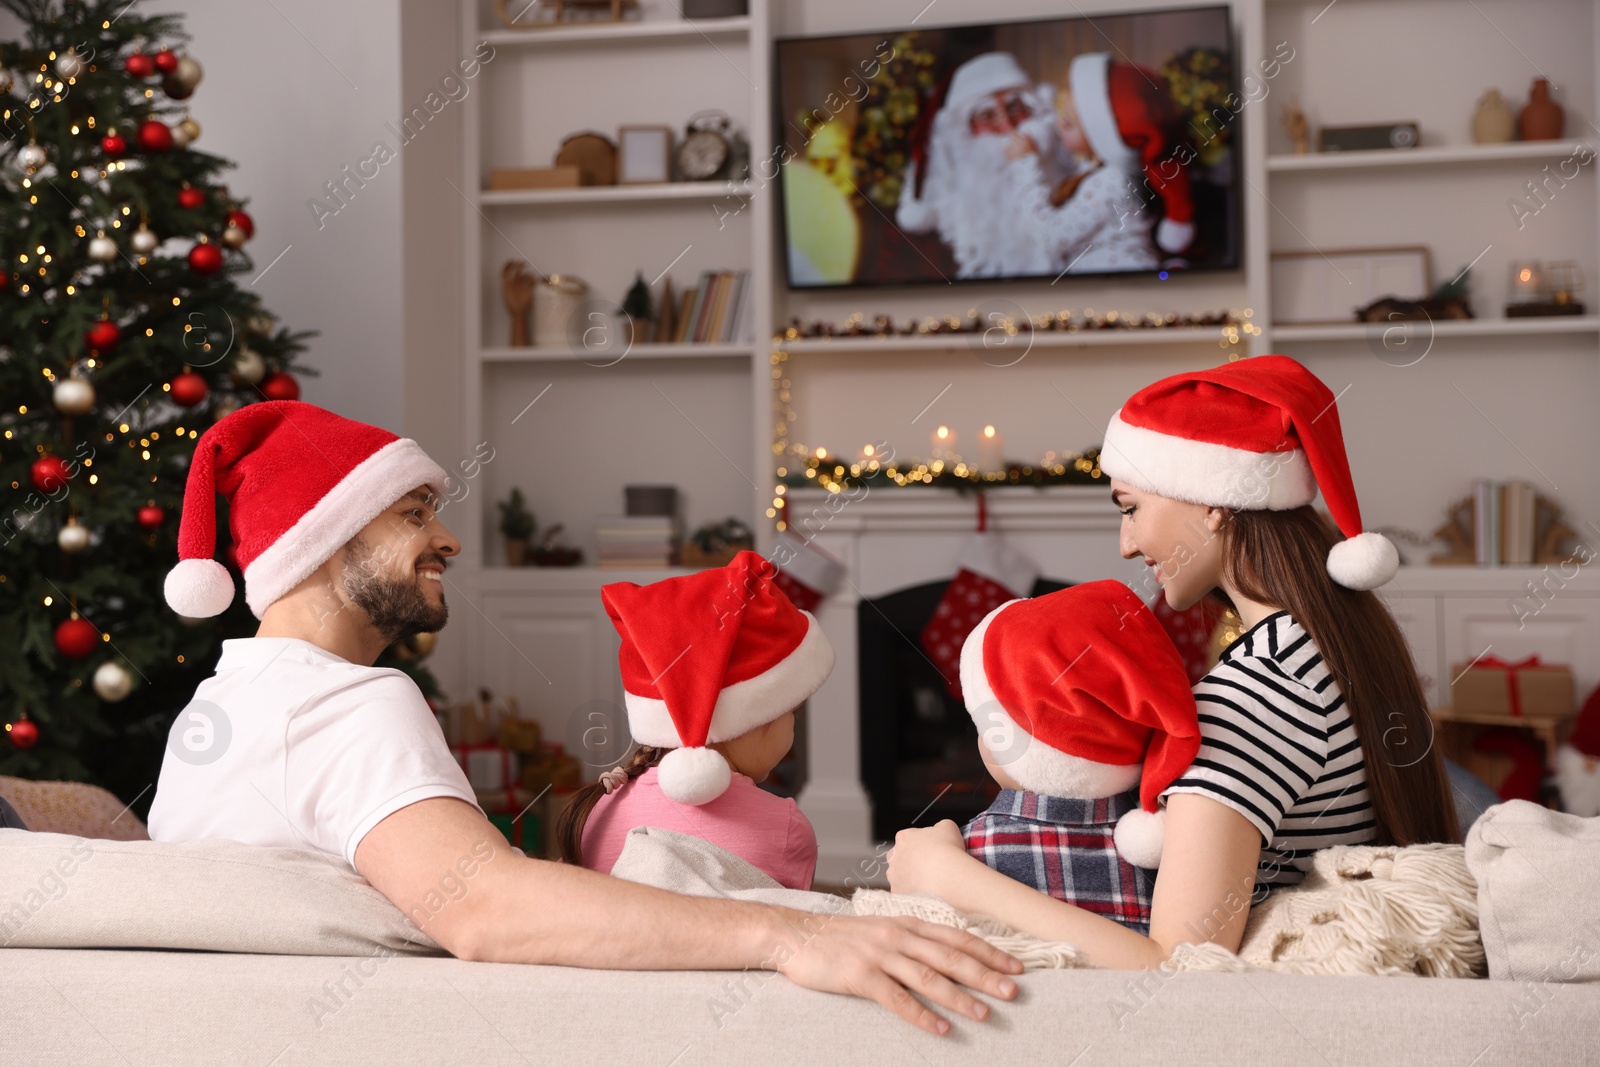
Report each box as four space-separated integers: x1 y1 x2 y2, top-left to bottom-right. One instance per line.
356 798 1021 1037
886 818 971 898
770 911 1021 1036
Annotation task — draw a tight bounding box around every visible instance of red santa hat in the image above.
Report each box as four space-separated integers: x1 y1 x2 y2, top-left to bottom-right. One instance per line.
959 580 1201 868
164 401 447 619
1555 682 1600 817
1101 354 1400 591
1068 52 1195 254
603 551 834 805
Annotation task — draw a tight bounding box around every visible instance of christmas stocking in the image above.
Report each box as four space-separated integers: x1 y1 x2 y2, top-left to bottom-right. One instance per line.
769 529 842 612
920 495 1038 700
1148 593 1227 686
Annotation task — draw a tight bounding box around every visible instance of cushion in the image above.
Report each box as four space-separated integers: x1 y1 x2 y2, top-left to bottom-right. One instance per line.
0 775 149 839
0 829 444 957
1466 799 1600 982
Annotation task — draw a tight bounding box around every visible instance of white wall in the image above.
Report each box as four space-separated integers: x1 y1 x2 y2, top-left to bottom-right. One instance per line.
138 0 410 433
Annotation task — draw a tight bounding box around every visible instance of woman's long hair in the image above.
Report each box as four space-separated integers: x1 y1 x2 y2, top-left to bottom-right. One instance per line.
1212 506 1461 846
555 745 670 866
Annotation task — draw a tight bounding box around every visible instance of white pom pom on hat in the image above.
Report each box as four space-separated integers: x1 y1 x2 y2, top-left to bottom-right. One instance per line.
164 558 236 619
1100 354 1401 591
1113 807 1166 870
657 747 734 806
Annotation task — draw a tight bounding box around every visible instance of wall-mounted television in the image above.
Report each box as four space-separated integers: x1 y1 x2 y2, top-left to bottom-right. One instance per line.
774 5 1241 289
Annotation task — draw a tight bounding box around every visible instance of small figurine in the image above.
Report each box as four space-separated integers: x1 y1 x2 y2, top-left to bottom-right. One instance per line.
1281 97 1311 155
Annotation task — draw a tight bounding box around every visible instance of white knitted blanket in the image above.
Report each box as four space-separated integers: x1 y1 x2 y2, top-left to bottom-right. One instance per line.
609 828 1485 977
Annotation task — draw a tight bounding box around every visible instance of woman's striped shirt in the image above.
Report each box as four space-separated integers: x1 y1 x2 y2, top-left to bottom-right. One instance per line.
1160 610 1377 899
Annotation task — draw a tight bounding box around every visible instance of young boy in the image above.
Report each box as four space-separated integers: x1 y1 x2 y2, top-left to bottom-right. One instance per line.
957 579 1201 935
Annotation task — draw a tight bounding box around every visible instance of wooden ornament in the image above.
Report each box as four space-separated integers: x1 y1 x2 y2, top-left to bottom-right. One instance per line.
654 277 677 343
555 132 617 186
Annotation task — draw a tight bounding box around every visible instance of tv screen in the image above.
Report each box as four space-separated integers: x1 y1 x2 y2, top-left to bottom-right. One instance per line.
774 6 1241 289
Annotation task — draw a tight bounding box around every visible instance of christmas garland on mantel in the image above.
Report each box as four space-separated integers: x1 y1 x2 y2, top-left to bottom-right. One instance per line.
766 308 1257 524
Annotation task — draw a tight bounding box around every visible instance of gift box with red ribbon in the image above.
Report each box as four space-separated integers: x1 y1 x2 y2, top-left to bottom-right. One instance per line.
1450 655 1575 720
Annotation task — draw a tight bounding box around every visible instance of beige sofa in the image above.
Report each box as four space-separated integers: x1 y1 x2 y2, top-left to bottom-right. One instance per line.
1 795 1596 1066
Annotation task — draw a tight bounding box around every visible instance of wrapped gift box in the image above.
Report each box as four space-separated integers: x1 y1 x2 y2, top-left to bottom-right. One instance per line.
479 785 544 853
1450 656 1574 720
452 742 520 792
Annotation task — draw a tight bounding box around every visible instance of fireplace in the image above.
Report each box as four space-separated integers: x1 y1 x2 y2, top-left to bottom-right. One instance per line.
857 577 1075 842
782 485 1130 884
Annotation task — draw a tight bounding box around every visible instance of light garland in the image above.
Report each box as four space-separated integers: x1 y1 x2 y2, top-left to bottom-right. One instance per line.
768 306 1258 530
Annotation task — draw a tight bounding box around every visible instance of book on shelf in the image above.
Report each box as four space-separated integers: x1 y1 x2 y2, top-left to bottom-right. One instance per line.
1498 479 1536 566
1473 479 1498 566
669 270 752 344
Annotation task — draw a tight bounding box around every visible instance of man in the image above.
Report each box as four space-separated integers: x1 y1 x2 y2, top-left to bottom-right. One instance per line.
895 52 1077 279
148 401 1020 1036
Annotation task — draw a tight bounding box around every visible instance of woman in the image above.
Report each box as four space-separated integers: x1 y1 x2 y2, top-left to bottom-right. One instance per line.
888 355 1460 969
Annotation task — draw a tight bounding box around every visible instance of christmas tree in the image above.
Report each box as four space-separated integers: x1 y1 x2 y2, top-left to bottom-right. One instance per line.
0 1 435 811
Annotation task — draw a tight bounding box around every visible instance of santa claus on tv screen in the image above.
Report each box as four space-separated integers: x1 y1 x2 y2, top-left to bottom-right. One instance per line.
774 6 1250 288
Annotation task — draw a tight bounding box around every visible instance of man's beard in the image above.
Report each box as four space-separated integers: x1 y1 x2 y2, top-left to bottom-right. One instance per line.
931 130 1052 278
340 535 448 643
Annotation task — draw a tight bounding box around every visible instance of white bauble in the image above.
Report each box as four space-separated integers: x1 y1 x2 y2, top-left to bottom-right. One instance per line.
247 314 274 335
221 224 247 249
57 519 90 554
55 48 85 79
177 117 200 144
88 234 118 262
231 346 265 384
212 397 241 421
92 661 135 702
17 143 46 170
131 224 159 254
174 55 202 91
53 376 95 415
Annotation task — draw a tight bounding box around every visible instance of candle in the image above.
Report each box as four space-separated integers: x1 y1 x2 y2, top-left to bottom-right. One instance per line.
1507 260 1545 305
930 424 957 464
976 424 1005 475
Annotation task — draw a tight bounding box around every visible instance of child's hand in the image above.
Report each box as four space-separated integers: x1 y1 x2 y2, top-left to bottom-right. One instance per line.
1004 130 1038 161
886 819 968 897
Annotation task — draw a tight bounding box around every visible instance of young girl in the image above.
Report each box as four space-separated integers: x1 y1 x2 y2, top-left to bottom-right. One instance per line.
1003 52 1195 275
557 551 834 890
888 355 1460 968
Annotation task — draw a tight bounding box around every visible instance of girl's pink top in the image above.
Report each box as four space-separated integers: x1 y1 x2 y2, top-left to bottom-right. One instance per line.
579 766 818 890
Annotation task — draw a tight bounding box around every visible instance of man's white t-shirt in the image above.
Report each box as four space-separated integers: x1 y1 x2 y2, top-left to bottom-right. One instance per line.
147 637 480 868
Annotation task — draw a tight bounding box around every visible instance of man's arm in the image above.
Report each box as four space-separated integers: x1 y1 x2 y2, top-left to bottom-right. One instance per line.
355 797 1022 1036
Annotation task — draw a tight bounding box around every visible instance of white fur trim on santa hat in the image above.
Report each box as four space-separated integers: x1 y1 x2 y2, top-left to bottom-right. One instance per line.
1068 53 1139 170
1325 531 1400 590
164 557 236 618
1554 743 1600 817
1101 409 1317 512
773 531 842 597
625 611 834 748
1113 807 1165 869
657 746 733 806
1155 217 1195 255
241 437 448 619
896 162 939 233
945 52 1031 114
960 601 1142 799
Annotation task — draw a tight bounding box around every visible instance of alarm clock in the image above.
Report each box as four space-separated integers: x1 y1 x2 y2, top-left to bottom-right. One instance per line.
676 111 736 181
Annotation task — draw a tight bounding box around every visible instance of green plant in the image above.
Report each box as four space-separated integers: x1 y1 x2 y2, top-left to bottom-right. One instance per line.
619 271 653 321
497 488 535 540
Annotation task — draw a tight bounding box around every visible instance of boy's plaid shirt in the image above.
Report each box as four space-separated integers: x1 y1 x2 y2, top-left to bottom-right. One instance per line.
961 787 1156 935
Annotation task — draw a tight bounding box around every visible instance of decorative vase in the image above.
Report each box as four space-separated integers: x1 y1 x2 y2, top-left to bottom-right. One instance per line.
504 537 529 566
1518 78 1564 141
1471 89 1515 144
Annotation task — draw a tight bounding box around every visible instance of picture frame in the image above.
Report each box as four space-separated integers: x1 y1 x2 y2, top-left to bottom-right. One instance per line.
1270 246 1433 325
616 125 673 185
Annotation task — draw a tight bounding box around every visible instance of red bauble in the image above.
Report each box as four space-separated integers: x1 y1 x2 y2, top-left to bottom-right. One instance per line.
259 371 300 401
0 271 10 290
153 49 179 75
226 209 255 239
137 504 166 529
136 119 174 153
177 185 206 210
30 454 70 493
169 371 210 406
125 52 155 78
100 133 128 158
6 719 39 750
85 318 121 353
187 241 223 275
54 617 100 659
